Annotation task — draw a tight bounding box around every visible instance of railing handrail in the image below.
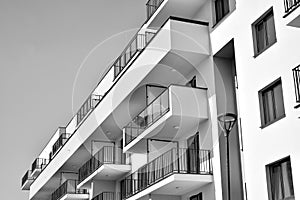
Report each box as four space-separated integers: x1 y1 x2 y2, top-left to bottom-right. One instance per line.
51 179 87 200
145 0 165 22
124 87 168 129
31 158 48 171
121 147 212 199
21 170 33 186
78 146 130 183
126 148 211 178
92 191 114 200
284 0 300 13
124 84 208 129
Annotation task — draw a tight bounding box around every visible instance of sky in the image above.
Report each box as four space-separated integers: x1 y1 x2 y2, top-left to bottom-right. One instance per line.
0 0 145 199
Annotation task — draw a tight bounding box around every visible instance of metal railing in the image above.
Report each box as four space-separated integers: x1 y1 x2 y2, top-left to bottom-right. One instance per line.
78 146 130 183
51 179 88 200
146 0 165 21
284 0 300 13
120 148 212 199
92 192 115 200
124 88 169 146
77 94 102 126
51 133 70 159
293 65 300 103
21 170 33 186
31 158 48 172
113 32 156 80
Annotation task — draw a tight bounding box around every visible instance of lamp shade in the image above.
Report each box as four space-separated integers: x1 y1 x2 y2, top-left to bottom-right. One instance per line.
217 113 237 136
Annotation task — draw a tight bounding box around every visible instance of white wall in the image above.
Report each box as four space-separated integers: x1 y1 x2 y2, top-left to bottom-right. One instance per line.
210 1 300 199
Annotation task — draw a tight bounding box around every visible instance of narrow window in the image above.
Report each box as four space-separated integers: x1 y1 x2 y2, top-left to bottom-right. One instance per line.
266 157 295 200
258 78 285 128
252 8 277 56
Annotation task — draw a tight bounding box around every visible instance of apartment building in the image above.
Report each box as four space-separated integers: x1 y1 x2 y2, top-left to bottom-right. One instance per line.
21 0 300 200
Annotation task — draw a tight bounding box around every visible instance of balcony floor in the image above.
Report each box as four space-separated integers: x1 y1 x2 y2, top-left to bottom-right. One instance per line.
77 164 131 188
31 168 42 177
126 173 213 200
21 179 34 190
60 193 89 200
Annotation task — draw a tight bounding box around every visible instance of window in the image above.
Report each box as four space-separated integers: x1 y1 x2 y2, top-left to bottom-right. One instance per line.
258 78 285 128
266 157 295 200
252 8 276 56
214 0 229 24
190 192 203 200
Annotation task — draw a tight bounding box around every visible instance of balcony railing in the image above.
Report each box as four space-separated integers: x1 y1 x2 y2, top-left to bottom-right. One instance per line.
21 170 33 186
77 94 102 126
51 179 88 200
78 146 130 183
124 88 169 146
92 192 114 200
120 148 212 199
146 0 165 21
31 158 48 172
113 32 156 79
51 133 71 159
284 0 300 14
293 65 300 103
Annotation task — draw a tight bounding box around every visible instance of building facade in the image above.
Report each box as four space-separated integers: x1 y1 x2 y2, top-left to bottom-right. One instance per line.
21 0 300 200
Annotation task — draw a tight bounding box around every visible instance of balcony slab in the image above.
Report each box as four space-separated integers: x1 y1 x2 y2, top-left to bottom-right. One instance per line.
126 174 213 200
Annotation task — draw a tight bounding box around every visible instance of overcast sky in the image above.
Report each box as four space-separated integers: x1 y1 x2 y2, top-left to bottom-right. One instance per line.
0 0 145 199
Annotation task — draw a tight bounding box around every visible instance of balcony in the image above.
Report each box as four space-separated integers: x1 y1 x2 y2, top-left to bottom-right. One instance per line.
51 179 89 200
113 32 156 80
77 94 102 126
78 146 131 188
146 0 165 22
284 0 300 15
31 158 48 177
293 65 300 107
92 192 114 200
50 133 71 160
123 85 208 153
21 170 34 190
144 0 209 28
284 0 300 27
120 148 212 200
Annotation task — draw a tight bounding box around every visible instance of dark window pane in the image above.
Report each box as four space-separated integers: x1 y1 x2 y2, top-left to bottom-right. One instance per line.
256 22 266 53
282 161 294 197
273 84 285 118
266 14 276 46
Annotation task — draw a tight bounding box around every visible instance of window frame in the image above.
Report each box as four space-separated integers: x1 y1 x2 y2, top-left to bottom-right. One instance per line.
252 7 277 57
258 78 285 128
266 156 295 200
